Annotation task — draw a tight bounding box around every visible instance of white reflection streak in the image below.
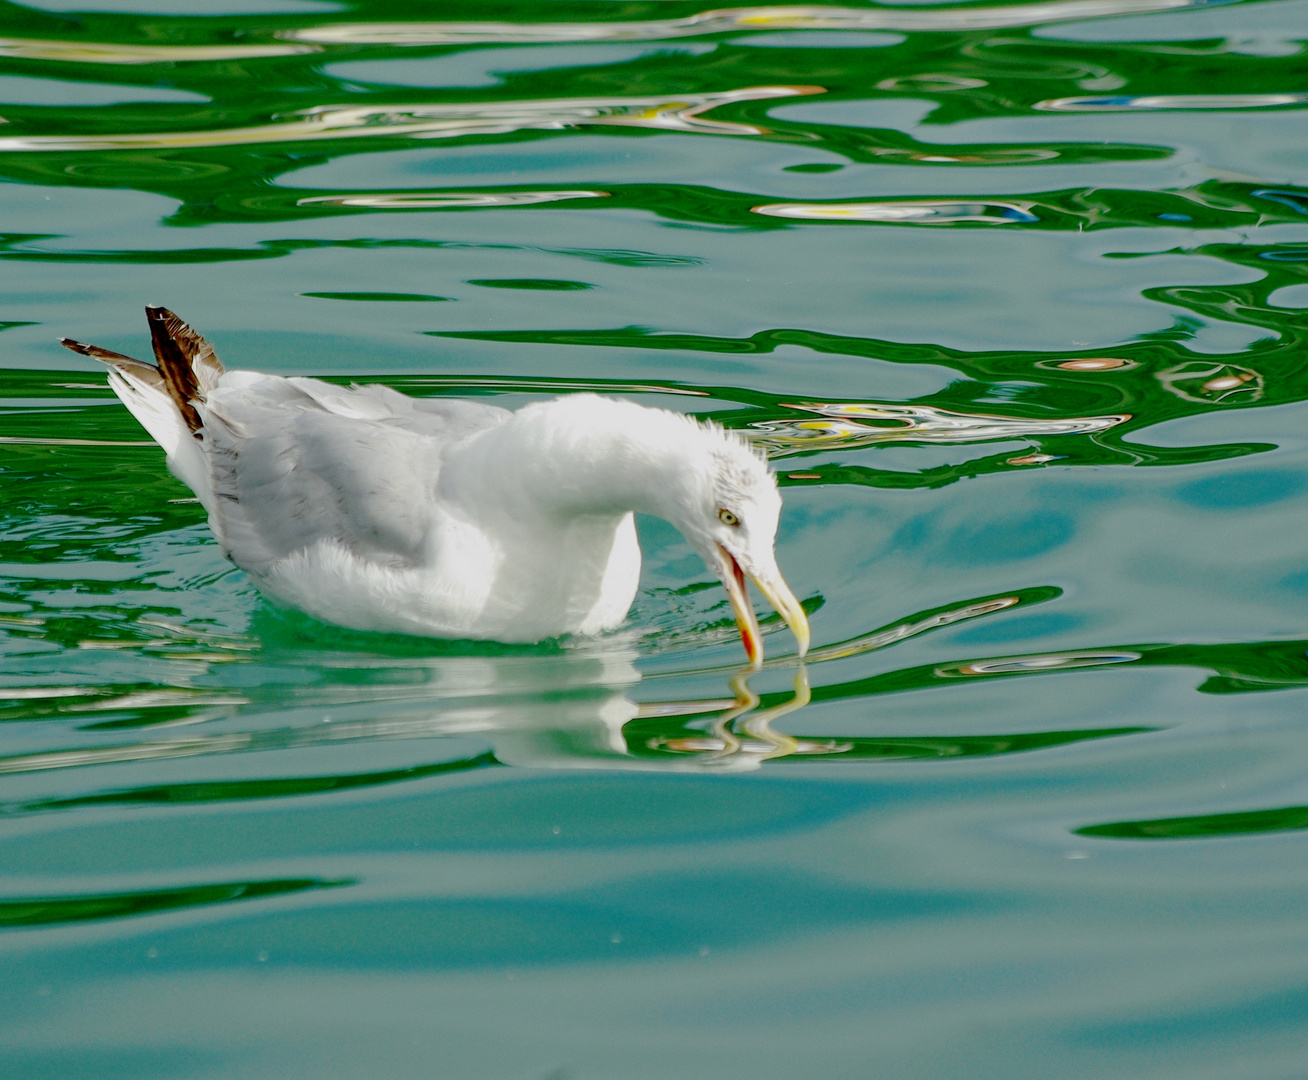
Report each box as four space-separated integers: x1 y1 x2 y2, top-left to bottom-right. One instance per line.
0 710 508 777
938 650 1141 676
0 37 316 64
1037 92 1308 111
0 687 90 700
0 86 818 152
753 200 1038 224
749 401 1129 455
283 0 1209 45
0 733 255 775
801 597 1021 666
63 690 248 711
297 190 607 209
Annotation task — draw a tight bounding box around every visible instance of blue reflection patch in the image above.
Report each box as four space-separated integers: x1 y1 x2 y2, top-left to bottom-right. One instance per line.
1175 469 1307 509
944 512 1075 565
1254 189 1308 215
1278 569 1308 596
66 872 981 972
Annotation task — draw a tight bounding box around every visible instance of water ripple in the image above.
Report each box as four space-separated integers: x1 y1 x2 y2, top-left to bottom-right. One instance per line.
748 401 1129 455
284 0 1220 47
0 86 820 152
940 650 1142 676
753 200 1039 224
1037 92 1308 111
0 36 316 64
1157 360 1265 404
296 190 608 210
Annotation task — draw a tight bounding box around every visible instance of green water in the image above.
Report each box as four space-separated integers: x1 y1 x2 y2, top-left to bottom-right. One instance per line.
3 0 1308 1075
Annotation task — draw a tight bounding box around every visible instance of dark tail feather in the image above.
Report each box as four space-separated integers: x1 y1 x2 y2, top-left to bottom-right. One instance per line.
146 305 207 434
145 305 224 390
62 308 224 438
59 337 166 390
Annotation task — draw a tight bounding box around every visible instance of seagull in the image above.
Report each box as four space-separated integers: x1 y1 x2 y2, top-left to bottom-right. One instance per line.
61 307 809 665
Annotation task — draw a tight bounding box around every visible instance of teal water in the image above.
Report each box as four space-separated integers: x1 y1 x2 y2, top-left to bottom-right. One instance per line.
3 1 1308 1076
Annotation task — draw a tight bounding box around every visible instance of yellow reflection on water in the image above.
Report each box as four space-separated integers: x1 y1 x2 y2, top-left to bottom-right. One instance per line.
753 200 1039 223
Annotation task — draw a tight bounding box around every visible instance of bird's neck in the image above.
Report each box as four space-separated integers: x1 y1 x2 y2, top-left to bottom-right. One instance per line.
447 396 702 525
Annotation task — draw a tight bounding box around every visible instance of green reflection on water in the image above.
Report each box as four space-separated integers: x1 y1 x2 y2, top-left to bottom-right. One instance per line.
1083 805 1308 836
0 877 349 928
301 290 452 302
7 753 499 814
1079 804 1308 839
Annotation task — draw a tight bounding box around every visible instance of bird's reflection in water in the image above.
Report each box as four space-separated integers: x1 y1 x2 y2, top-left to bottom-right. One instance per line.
388 654 816 773
642 668 815 769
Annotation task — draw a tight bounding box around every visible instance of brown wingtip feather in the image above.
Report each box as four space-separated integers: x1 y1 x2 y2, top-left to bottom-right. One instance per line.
151 307 224 386
145 305 217 434
60 336 165 389
63 308 223 437
60 336 105 357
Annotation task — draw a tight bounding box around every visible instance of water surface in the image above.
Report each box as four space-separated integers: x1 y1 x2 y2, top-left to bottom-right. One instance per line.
2 1 1308 1076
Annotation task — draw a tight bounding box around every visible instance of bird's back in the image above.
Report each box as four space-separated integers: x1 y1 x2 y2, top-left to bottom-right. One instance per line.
197 372 506 575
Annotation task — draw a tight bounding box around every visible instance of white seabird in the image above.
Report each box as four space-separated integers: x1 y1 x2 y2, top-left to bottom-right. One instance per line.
61 307 810 664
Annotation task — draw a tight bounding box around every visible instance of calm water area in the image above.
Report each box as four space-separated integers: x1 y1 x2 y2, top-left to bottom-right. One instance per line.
2 0 1308 1076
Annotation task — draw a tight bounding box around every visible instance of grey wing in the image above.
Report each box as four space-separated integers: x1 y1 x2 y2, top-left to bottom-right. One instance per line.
197 376 507 573
290 378 511 440
403 395 514 439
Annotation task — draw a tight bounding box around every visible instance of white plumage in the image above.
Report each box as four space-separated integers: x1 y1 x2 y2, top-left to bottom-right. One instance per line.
62 307 809 663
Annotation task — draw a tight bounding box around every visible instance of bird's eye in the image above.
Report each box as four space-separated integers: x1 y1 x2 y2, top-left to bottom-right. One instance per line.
718 508 740 527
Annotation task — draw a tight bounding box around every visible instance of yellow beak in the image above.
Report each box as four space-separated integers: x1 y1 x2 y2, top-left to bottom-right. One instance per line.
716 544 810 667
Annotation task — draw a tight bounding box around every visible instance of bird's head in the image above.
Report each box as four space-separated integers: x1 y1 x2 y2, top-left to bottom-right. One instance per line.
666 423 810 667
502 394 809 665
